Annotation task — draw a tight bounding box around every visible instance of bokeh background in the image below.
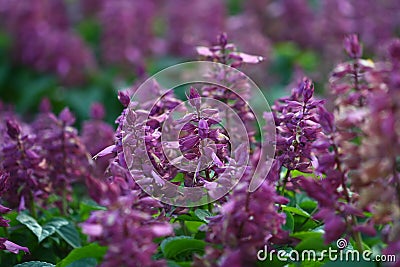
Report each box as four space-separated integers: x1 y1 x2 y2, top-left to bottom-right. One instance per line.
0 0 399 125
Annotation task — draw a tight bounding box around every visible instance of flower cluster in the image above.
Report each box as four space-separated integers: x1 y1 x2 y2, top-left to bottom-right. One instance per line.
81 191 173 267
294 36 400 255
0 99 100 214
0 0 95 84
195 177 287 266
246 0 400 62
272 78 324 174
98 0 158 75
0 119 48 210
349 39 400 258
32 107 94 205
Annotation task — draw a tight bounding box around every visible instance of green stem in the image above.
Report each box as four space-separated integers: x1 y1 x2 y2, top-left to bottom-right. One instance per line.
30 192 37 219
62 189 68 215
353 221 364 252
280 169 291 196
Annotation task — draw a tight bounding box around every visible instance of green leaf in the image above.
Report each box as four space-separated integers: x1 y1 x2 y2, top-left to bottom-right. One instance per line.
283 211 294 232
175 214 203 222
299 200 317 213
57 243 107 267
55 223 81 248
14 261 55 267
16 213 42 241
17 214 73 244
322 259 375 267
79 200 106 221
65 258 97 267
291 230 324 240
170 173 185 183
161 236 206 260
40 218 69 242
194 209 212 223
167 261 192 267
184 221 204 234
294 232 328 251
282 206 310 218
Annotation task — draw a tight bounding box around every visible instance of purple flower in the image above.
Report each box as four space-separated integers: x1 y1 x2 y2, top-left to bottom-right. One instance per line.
344 34 363 59
187 87 201 111
197 178 287 266
32 107 94 211
81 192 172 267
197 33 263 67
0 239 30 254
0 0 95 84
99 0 157 73
81 103 115 175
165 0 226 56
0 119 48 210
272 77 324 173
0 202 29 254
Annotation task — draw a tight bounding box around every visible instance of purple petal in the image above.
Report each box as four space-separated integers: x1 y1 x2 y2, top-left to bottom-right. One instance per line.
196 46 213 57
1 239 29 254
94 145 116 159
0 205 11 214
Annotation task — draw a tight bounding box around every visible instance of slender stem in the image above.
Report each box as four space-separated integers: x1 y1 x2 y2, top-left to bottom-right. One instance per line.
280 169 291 196
331 136 364 251
30 191 37 219
298 206 318 229
62 189 68 215
180 221 188 236
352 60 362 106
353 218 364 252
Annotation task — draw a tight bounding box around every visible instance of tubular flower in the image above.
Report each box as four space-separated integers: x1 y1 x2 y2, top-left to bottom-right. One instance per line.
32 107 94 202
0 119 48 210
272 78 324 173
81 103 115 175
349 39 400 253
195 177 287 267
81 191 173 267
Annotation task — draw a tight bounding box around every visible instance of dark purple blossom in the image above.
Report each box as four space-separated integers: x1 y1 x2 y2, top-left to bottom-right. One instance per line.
0 119 48 210
165 0 226 56
99 0 157 74
195 177 287 266
344 34 363 59
197 33 263 68
272 78 324 173
81 192 173 267
81 103 115 175
0 0 95 84
32 107 94 212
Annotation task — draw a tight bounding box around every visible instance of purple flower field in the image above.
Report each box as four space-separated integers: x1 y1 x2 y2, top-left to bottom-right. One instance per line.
0 1 399 267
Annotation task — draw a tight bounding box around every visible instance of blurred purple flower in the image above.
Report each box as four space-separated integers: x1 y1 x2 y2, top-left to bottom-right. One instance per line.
99 0 157 74
81 192 172 267
81 103 115 175
0 0 95 84
165 0 226 56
